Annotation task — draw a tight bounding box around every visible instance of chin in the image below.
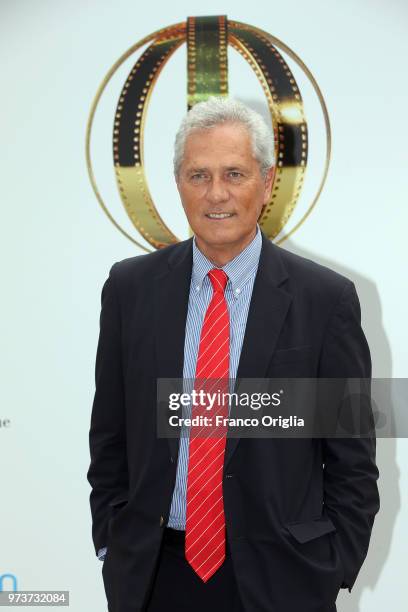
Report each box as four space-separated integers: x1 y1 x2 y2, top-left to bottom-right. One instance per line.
198 228 238 246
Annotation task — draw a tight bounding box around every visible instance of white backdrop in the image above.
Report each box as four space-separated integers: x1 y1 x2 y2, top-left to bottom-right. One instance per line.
1 1 407 610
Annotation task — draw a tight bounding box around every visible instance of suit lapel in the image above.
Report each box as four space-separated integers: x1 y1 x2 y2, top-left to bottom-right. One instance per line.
154 238 193 461
224 232 292 469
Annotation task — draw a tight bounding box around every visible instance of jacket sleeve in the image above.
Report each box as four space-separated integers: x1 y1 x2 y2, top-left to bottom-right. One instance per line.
319 281 380 592
87 263 129 556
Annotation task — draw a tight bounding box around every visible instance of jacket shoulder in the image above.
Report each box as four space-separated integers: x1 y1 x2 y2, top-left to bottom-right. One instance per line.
108 238 191 282
274 244 355 304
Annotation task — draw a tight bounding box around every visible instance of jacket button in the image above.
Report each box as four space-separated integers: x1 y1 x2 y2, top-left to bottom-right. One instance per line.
159 515 165 527
225 474 234 479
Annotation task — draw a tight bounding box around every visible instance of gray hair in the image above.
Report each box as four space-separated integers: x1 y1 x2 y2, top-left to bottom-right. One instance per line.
173 96 275 178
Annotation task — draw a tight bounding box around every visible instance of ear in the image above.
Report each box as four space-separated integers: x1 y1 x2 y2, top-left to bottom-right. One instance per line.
263 165 276 204
175 175 187 213
175 175 184 202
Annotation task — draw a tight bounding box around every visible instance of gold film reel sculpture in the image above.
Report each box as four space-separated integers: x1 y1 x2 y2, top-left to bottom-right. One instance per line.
86 15 331 252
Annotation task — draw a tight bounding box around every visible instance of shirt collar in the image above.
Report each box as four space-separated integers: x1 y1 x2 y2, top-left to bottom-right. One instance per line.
192 224 262 299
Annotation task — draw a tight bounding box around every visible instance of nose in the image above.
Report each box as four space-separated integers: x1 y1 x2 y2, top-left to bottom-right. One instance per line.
206 176 229 204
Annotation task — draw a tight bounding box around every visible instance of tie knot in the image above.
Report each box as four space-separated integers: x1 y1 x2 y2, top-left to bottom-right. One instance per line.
208 268 228 294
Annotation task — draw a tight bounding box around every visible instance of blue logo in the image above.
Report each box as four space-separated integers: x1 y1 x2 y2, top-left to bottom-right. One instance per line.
0 574 18 591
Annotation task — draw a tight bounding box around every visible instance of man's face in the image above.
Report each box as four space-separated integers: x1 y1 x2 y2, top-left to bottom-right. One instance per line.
176 122 275 263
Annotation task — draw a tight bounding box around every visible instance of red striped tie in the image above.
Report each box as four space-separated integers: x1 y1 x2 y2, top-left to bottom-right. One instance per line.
185 268 230 582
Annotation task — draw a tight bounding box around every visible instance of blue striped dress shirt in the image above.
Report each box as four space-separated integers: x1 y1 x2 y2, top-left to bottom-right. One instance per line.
167 224 262 529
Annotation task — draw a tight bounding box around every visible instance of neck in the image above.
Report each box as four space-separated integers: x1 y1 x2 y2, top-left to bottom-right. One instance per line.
195 228 257 267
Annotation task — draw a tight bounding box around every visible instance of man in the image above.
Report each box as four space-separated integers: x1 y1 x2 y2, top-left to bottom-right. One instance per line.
87 97 380 611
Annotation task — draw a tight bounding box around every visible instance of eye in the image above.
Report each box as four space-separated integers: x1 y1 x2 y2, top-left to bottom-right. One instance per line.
190 172 208 181
228 171 243 179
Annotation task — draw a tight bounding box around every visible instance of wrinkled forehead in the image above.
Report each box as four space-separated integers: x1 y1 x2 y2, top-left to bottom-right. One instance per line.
182 124 256 167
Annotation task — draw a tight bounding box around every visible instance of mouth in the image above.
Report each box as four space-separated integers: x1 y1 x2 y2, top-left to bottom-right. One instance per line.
205 212 235 220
